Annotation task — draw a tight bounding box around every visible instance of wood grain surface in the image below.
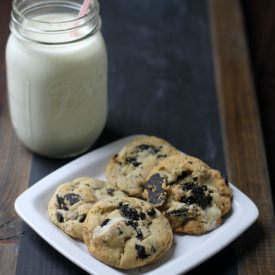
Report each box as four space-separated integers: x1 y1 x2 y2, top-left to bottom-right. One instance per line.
242 0 275 210
0 1 32 275
209 0 275 274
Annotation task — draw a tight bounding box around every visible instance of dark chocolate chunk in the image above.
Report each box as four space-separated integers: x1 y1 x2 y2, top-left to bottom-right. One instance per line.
56 212 64 223
139 212 146 220
192 185 212 208
78 214 86 223
147 208 156 217
177 171 190 181
135 244 149 259
201 185 207 191
181 184 212 209
126 157 136 163
119 203 141 220
125 219 138 229
64 193 81 206
182 182 207 191
198 195 212 209
126 157 141 167
182 182 196 191
168 171 192 186
144 173 167 206
181 196 196 205
136 228 143 240
166 209 187 217
101 218 111 227
56 195 68 210
118 228 123 235
136 144 160 154
151 246 156 253
156 154 167 159
106 188 114 196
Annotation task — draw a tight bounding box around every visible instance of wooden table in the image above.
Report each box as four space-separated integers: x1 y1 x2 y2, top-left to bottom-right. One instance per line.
0 0 274 274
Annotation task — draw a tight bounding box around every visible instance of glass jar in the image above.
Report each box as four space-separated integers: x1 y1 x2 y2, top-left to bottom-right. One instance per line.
6 0 107 158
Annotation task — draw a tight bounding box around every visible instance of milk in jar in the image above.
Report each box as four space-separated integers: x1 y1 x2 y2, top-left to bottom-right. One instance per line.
6 0 107 158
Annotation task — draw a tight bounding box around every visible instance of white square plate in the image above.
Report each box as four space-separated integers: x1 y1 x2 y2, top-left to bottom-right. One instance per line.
15 135 259 275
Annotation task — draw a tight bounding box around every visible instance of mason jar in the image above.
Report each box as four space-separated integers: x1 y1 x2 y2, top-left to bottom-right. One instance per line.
6 0 107 158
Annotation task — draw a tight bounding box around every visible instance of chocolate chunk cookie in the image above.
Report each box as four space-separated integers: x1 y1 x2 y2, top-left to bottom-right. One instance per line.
48 177 126 240
83 197 173 269
105 136 179 197
143 155 232 234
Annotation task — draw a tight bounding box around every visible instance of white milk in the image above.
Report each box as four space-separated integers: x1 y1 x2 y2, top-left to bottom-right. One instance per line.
6 10 107 158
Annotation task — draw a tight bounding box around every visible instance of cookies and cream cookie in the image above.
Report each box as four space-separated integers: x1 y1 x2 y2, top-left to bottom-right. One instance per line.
105 136 179 197
83 197 173 269
143 155 232 234
48 177 126 240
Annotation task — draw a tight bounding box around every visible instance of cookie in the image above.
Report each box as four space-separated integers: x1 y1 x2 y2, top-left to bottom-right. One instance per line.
48 177 126 240
105 136 179 197
83 197 173 269
143 155 232 234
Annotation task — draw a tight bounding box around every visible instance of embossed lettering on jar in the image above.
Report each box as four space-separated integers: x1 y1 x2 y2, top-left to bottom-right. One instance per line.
6 0 107 158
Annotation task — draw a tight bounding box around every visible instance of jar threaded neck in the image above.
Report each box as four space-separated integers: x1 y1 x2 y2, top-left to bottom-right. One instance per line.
10 0 101 44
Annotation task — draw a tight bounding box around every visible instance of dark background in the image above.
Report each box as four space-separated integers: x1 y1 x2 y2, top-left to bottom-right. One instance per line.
241 0 275 207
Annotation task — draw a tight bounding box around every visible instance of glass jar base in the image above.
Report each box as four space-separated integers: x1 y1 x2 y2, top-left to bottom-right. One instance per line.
23 142 93 159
